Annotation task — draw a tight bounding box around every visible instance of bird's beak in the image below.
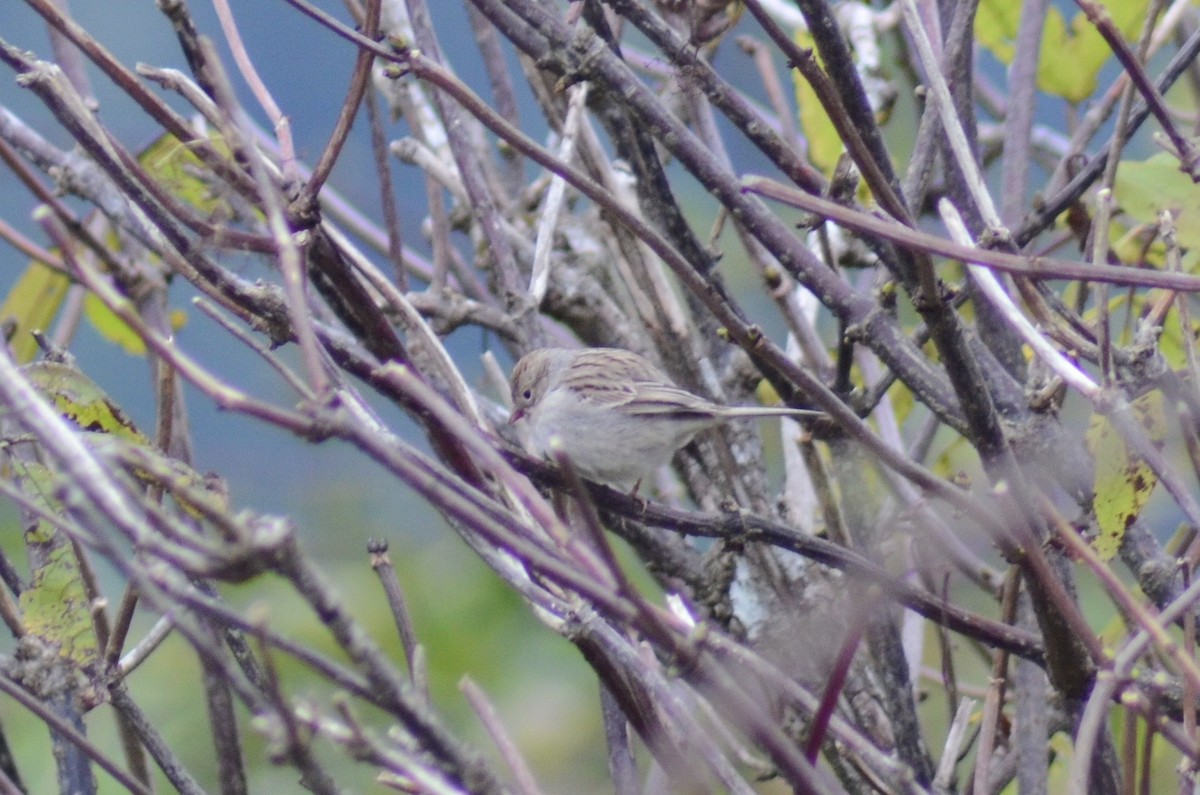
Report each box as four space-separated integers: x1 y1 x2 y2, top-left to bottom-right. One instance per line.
509 408 525 424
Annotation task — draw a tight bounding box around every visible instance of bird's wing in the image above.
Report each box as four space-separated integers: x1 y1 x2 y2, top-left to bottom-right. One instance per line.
558 349 665 408
621 384 716 417
560 350 719 419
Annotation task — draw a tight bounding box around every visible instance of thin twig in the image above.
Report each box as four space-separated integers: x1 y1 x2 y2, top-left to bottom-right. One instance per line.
0 673 153 795
461 678 547 795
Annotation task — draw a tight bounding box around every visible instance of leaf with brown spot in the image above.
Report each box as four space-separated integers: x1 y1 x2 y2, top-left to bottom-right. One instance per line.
1086 392 1167 561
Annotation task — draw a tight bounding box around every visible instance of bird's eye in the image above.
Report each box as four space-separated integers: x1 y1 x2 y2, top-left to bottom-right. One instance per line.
522 389 533 401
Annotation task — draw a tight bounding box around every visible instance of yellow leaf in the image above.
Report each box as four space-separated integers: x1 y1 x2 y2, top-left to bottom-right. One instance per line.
0 261 70 363
977 0 1150 102
974 1 1020 62
886 381 914 426
792 29 844 173
83 293 147 355
1086 392 1167 560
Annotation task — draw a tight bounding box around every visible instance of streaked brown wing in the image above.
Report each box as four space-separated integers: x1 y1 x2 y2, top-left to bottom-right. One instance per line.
559 349 672 408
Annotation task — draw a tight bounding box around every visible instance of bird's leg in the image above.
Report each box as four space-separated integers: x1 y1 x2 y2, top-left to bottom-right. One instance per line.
628 479 649 514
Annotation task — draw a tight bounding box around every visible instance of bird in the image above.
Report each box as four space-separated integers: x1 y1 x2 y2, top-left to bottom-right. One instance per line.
508 347 821 486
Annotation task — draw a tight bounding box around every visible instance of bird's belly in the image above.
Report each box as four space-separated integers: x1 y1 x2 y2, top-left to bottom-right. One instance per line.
530 411 705 486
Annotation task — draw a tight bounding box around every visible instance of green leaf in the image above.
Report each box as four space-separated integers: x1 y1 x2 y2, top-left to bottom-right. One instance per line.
11 461 99 669
21 358 226 524
1157 308 1200 371
1086 392 1167 561
138 131 232 215
1114 153 1200 251
23 359 149 445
